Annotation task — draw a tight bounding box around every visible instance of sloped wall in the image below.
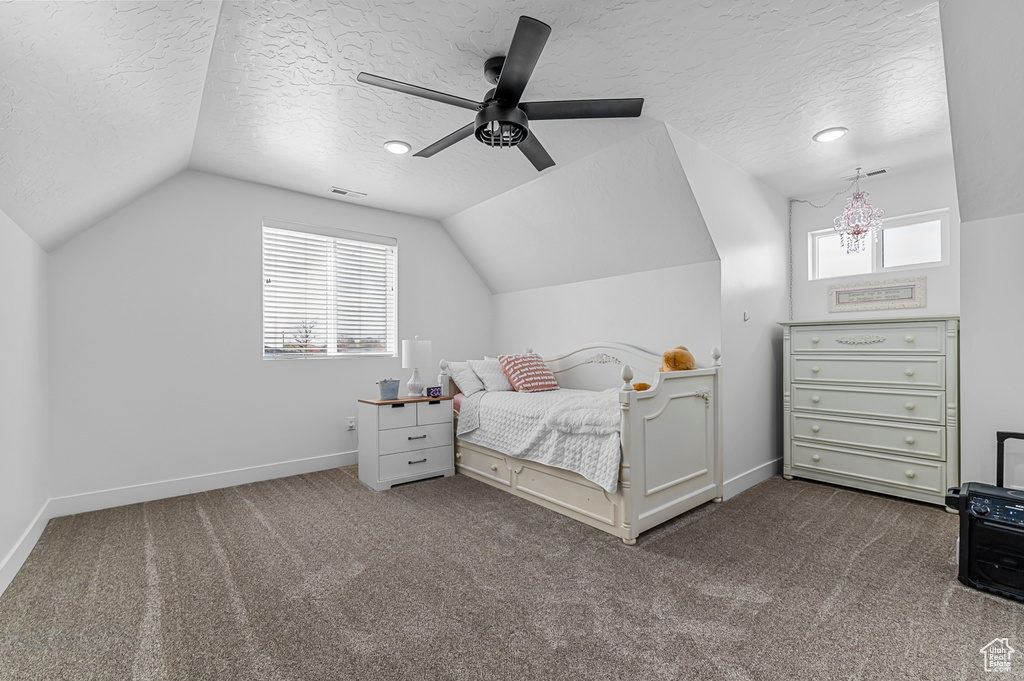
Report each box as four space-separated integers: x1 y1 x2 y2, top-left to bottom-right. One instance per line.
47 171 492 507
443 125 718 295
0 208 49 593
665 125 790 495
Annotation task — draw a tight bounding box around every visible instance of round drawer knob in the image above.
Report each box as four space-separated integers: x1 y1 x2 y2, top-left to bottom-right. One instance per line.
490 464 498 472
905 335 915 343
811 425 820 433
904 368 915 377
455 452 462 460
811 454 821 462
904 402 916 411
811 396 821 404
904 436 916 445
905 469 916 479
811 336 820 344
811 366 820 374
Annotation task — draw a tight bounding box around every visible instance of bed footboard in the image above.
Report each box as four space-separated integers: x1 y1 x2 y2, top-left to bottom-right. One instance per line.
618 367 722 540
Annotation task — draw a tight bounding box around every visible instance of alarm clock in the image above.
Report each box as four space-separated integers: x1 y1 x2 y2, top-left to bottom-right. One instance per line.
425 386 442 398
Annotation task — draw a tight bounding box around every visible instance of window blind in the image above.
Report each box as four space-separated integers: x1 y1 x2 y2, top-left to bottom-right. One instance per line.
263 223 397 358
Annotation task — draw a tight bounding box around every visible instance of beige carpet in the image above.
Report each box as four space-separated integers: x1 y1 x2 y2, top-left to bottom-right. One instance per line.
1 468 1022 680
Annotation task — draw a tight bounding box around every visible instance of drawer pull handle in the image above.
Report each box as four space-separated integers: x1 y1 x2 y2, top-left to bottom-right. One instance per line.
811 366 820 374
904 402 916 411
904 436 916 445
428 400 441 405
455 452 462 460
905 469 916 479
811 454 821 462
811 425 820 433
811 396 821 404
811 336 820 344
408 458 427 465
904 368 915 377
408 434 428 440
390 403 406 408
490 464 498 472
904 335 915 343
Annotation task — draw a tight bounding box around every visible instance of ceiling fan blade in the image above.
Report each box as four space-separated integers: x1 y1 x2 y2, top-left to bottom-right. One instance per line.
493 16 551 105
521 98 644 120
518 132 555 171
356 73 480 111
414 123 476 158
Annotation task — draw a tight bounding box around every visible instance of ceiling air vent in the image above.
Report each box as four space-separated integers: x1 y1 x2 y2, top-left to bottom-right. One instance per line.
841 167 890 182
330 187 367 198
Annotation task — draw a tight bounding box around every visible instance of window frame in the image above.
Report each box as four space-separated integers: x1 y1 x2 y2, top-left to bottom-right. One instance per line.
262 218 398 360
808 207 950 281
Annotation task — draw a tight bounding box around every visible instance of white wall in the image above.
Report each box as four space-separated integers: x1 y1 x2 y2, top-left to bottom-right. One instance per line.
666 126 790 496
960 212 1024 487
0 208 49 592
790 161 961 321
443 125 718 295
491 262 723 362
48 170 492 507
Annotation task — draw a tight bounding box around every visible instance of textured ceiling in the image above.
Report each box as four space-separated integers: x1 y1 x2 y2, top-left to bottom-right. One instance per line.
0 0 219 250
0 0 954 250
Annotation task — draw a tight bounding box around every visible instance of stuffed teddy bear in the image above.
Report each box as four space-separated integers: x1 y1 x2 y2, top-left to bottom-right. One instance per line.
633 346 697 391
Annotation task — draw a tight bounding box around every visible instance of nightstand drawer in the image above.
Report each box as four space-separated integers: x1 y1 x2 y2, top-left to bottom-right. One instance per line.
417 400 452 425
378 403 416 429
792 413 944 460
791 355 944 389
790 322 945 354
791 384 944 424
379 446 451 481
379 423 452 455
792 442 945 495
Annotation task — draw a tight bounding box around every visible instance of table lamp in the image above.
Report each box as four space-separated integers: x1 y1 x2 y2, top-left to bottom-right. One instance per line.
401 336 432 396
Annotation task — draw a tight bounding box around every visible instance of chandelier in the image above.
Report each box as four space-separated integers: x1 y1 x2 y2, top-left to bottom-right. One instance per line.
833 168 884 253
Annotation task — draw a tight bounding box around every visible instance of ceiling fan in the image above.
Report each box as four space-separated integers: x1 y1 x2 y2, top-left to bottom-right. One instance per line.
356 15 644 172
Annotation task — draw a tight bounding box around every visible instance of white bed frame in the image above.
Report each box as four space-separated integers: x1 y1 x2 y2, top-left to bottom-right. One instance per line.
441 343 722 544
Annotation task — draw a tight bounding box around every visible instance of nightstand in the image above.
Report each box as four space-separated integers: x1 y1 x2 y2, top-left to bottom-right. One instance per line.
356 396 455 491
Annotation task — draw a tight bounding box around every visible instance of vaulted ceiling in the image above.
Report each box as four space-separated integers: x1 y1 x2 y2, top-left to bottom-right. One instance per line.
1 0 954 251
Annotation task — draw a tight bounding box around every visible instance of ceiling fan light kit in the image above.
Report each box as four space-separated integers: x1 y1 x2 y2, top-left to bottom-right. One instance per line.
356 15 644 172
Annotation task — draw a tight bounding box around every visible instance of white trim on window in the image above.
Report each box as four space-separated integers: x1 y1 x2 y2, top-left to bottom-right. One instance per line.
262 219 398 359
808 208 949 281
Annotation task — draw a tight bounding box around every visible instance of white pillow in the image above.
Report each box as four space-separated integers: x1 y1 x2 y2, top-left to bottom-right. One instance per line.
447 361 485 396
469 358 514 392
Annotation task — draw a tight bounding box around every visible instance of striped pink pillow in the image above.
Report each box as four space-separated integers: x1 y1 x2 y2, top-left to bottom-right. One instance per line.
498 353 560 393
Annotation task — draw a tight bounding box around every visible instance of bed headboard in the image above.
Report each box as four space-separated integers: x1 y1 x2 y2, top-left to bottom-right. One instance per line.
543 342 662 391
439 342 719 394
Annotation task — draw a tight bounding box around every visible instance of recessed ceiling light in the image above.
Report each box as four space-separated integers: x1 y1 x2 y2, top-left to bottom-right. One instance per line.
383 140 411 154
813 127 849 143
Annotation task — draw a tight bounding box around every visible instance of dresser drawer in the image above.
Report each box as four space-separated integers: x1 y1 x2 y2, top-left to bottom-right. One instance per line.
792 413 944 461
791 384 944 424
378 446 452 481
417 400 452 425
790 321 945 354
792 442 945 495
791 355 944 390
378 402 416 429
378 423 453 455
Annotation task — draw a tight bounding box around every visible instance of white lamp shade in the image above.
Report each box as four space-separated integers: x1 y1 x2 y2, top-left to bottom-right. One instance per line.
401 337 432 369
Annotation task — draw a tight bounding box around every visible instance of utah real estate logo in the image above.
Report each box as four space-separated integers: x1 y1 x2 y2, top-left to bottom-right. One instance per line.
981 638 1015 673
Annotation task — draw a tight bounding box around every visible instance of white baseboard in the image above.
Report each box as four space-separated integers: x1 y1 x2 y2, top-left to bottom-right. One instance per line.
723 457 782 500
0 500 51 597
47 450 357 519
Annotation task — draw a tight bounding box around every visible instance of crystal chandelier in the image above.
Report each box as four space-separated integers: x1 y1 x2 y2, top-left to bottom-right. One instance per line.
833 168 884 253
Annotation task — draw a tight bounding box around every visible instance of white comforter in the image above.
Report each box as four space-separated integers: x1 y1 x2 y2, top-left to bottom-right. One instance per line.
457 388 622 493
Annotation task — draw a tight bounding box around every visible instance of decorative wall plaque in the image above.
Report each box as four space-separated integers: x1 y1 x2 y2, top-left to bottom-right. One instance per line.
828 277 926 313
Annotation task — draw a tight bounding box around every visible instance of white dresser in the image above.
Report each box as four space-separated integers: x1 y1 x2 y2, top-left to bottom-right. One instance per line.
357 396 455 491
780 317 959 506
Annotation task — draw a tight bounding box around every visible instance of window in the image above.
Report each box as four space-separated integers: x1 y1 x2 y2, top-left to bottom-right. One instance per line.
262 219 397 358
809 208 949 281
